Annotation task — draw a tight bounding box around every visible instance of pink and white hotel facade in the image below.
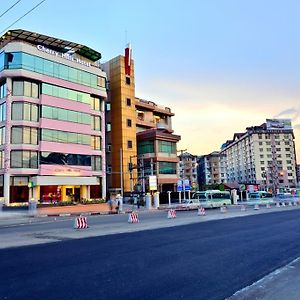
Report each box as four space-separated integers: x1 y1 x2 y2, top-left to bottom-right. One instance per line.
0 30 107 204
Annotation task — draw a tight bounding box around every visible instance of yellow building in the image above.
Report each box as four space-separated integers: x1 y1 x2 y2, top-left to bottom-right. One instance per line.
103 46 180 195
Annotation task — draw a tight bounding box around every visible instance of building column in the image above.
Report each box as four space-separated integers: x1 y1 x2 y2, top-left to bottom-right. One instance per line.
4 78 12 205
81 185 88 200
33 186 40 202
4 173 10 205
102 176 106 199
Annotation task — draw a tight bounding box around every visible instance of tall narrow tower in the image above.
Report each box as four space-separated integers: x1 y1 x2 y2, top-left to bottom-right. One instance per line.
103 45 136 194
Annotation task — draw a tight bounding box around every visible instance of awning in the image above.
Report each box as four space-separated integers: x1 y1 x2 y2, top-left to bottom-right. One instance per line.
32 176 99 186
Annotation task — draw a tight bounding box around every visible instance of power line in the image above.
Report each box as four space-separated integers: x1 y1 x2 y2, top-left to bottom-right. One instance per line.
0 0 22 19
0 0 47 35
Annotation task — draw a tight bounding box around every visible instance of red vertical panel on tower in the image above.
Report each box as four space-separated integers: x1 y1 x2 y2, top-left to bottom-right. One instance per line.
124 44 131 76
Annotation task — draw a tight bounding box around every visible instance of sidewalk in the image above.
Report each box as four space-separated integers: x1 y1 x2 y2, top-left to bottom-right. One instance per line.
37 203 114 217
228 257 300 300
36 203 150 217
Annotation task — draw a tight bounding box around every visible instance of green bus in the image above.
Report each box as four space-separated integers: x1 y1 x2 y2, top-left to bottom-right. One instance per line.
247 191 273 205
192 190 232 208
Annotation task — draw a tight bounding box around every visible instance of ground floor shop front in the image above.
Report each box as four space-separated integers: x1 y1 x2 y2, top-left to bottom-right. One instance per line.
0 175 106 205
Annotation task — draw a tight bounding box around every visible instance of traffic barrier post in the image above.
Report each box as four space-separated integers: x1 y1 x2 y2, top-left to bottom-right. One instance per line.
167 209 176 219
128 211 139 223
197 207 206 216
74 216 88 229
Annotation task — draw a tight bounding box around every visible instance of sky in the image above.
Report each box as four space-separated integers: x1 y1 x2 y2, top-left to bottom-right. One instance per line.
1 0 300 161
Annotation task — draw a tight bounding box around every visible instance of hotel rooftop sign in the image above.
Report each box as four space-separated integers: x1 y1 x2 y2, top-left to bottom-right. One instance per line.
37 44 91 67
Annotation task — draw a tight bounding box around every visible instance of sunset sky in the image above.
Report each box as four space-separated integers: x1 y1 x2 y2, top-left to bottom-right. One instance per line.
1 0 300 160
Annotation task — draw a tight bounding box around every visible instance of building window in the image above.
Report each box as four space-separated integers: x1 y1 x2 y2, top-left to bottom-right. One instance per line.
127 119 132 127
0 103 6 122
159 162 177 174
42 83 90 104
41 129 90 145
11 126 38 144
0 151 3 169
125 76 130 85
42 106 91 125
11 102 39 122
0 127 4 145
0 81 7 99
91 156 102 171
97 76 106 88
106 103 111 111
11 150 38 168
91 135 101 150
12 80 39 98
91 96 102 111
106 123 111 132
126 98 131 106
7 52 104 90
91 115 102 131
158 141 176 154
137 141 154 155
127 140 133 149
40 152 91 166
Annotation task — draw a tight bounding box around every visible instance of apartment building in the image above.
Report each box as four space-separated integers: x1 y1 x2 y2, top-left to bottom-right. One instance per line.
0 29 107 204
178 152 198 190
221 119 297 192
197 151 226 186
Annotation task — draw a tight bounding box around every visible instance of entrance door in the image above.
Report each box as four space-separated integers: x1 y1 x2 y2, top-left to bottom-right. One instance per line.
74 187 80 202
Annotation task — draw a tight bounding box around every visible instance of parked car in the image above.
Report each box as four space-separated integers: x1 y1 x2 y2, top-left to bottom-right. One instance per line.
176 199 200 210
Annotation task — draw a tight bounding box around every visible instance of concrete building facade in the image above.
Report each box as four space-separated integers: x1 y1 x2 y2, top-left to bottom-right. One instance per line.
103 46 181 194
221 119 297 192
0 29 107 204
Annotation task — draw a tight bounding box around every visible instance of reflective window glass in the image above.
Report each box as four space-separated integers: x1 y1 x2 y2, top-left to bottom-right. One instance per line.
23 151 30 168
11 151 22 168
24 81 31 97
42 106 53 118
11 103 23 120
23 127 31 144
22 53 34 71
30 152 38 168
44 60 54 76
12 81 23 96
34 56 44 73
32 82 39 98
23 103 30 120
31 128 38 145
31 105 38 121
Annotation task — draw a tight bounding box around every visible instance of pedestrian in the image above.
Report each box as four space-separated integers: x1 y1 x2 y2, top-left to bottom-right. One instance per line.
116 199 120 214
108 199 113 213
137 198 140 209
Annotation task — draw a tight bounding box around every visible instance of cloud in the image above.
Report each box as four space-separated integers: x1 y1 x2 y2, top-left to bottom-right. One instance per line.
274 107 300 121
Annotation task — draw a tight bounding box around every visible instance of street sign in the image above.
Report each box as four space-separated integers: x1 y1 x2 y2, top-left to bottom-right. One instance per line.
184 179 191 191
239 184 246 191
149 176 157 191
177 180 183 192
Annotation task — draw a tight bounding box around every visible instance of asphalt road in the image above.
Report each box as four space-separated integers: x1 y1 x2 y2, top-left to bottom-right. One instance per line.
1 209 300 300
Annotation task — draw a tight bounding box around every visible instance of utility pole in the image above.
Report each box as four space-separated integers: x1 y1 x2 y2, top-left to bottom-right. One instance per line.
129 155 133 196
120 148 123 196
150 158 154 176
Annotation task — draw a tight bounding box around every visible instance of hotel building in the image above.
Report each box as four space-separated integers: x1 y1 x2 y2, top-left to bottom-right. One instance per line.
0 29 107 204
221 119 297 192
103 47 180 194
